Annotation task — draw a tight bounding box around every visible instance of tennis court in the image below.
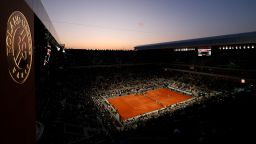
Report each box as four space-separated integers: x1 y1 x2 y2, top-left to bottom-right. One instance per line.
107 88 192 120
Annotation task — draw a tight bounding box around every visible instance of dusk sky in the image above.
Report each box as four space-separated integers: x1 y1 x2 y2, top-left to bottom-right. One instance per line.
41 0 256 50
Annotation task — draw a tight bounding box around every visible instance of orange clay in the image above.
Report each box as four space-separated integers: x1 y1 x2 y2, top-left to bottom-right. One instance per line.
108 88 192 120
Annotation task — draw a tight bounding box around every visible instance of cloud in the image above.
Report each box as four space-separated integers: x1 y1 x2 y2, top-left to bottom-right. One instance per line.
137 21 145 28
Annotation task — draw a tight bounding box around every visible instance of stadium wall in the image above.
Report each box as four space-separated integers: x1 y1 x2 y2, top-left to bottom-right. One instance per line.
0 0 60 143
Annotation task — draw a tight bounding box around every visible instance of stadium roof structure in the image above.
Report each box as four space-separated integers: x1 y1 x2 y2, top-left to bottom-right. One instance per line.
135 31 256 50
25 0 60 44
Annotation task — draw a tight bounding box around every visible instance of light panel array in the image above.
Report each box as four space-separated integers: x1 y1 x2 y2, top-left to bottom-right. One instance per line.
174 48 196 52
219 45 255 50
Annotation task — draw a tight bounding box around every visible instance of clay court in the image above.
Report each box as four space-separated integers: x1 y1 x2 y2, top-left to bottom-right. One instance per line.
107 88 192 120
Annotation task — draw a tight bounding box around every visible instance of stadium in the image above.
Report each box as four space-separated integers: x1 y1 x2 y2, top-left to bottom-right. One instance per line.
1 0 256 144
38 32 255 144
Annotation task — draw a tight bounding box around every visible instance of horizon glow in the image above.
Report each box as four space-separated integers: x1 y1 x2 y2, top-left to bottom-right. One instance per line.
41 0 256 50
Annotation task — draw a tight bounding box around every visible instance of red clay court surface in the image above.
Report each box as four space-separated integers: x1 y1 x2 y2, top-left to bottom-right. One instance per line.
107 88 192 120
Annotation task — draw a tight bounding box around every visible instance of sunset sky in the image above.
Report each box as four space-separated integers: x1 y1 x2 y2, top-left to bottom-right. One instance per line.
41 0 256 50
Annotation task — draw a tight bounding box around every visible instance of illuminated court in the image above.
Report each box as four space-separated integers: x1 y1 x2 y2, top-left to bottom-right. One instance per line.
107 88 193 120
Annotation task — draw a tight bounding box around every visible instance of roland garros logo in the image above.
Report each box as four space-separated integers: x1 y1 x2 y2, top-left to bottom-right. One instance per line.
6 11 32 84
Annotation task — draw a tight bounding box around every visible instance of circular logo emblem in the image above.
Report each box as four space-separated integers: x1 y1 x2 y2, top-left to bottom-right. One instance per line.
6 11 32 84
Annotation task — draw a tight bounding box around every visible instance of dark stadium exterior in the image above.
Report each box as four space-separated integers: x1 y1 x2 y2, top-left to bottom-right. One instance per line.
135 31 256 50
